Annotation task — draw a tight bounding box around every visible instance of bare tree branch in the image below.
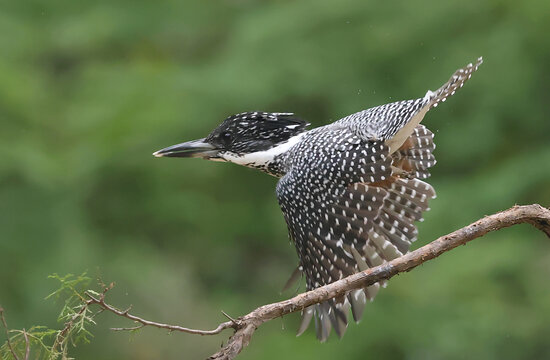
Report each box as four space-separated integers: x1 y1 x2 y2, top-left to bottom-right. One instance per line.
22 329 29 360
207 204 550 359
81 204 550 360
85 292 235 336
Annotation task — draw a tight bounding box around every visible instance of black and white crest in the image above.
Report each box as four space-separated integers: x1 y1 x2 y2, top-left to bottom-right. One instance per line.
205 111 309 154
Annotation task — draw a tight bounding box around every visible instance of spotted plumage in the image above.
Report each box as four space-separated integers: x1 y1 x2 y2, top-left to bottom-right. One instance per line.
153 57 483 341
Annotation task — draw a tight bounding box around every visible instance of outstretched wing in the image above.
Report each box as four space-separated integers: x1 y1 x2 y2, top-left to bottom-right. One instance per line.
276 59 481 341
276 126 436 341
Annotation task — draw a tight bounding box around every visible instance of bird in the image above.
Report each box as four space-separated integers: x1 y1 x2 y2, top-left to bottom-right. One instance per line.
153 57 483 341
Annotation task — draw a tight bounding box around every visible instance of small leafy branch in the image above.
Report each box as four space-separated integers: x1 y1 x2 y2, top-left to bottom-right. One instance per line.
1 273 96 360
1 270 230 360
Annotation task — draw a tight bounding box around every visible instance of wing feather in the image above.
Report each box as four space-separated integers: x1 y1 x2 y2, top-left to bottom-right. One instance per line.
277 127 436 340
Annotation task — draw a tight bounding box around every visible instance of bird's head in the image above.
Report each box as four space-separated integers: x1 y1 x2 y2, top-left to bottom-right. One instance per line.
153 112 309 164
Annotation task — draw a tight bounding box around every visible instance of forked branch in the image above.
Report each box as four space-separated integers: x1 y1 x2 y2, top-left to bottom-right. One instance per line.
84 204 550 360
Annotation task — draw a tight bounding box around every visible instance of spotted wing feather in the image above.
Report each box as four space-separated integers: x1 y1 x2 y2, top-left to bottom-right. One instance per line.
277 60 481 340
278 126 437 341
392 125 436 179
277 129 393 340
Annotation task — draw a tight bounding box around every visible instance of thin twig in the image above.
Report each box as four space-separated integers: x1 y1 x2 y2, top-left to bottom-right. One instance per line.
85 292 235 336
110 324 144 332
0 307 20 360
221 311 239 326
22 329 29 360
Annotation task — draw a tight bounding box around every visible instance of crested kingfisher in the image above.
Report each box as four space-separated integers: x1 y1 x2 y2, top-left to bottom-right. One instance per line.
153 58 483 341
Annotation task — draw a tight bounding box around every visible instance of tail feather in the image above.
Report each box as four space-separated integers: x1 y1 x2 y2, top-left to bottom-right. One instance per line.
297 306 314 336
385 57 483 153
328 300 349 338
348 289 368 322
315 302 332 341
427 57 483 110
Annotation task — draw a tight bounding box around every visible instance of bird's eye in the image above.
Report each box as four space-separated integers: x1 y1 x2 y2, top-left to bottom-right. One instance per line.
220 131 232 144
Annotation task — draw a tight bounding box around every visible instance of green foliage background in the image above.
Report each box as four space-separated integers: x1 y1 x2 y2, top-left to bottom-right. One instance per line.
1 0 550 359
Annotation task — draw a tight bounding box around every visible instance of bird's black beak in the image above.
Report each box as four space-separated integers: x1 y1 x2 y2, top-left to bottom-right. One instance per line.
153 138 220 158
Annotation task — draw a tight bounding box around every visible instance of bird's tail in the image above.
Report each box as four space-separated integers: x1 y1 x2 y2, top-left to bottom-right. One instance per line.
425 57 483 109
385 57 483 154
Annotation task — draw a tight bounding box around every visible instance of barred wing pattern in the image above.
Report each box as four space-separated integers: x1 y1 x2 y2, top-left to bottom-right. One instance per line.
276 126 436 341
